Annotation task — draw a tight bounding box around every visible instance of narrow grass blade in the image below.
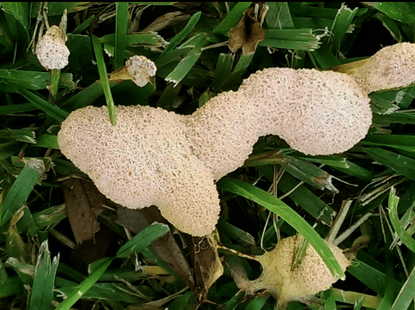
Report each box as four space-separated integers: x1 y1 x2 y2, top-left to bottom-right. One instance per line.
363 2 415 24
72 15 95 34
91 34 116 125
157 11 201 63
33 135 59 149
0 70 71 91
156 83 181 110
55 257 113 310
388 188 415 253
0 276 24 298
362 135 415 152
0 158 45 228
260 29 321 51
18 88 69 123
114 2 129 69
101 33 167 48
335 160 373 180
366 148 415 181
29 241 60 310
391 263 415 310
1 2 29 42
0 103 37 115
245 295 270 310
211 53 234 90
56 223 169 310
213 2 252 35
0 129 36 144
309 43 341 69
165 33 207 87
256 165 336 226
330 3 357 53
116 222 169 258
266 2 295 29
332 288 381 308
217 176 346 279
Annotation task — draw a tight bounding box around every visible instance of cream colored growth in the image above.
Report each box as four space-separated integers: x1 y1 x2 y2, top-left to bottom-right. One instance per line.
352 43 415 95
36 25 70 70
58 43 415 236
243 235 351 307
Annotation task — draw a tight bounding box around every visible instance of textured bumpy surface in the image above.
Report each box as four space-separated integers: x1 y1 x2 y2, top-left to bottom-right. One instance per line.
58 51 386 236
58 105 220 236
36 26 70 70
126 55 157 87
352 42 415 94
238 68 372 156
248 235 351 305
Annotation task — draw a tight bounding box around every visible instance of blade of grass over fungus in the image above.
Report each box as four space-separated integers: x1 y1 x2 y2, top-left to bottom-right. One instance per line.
332 289 381 308
217 176 345 279
0 159 45 229
366 148 415 181
18 88 69 123
266 2 295 29
56 223 168 310
213 2 252 35
388 188 415 253
33 135 59 149
29 241 59 310
114 2 129 69
157 11 201 64
91 34 116 126
165 33 208 87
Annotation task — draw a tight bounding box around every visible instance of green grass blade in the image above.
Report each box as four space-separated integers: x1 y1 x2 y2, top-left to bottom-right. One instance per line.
211 53 234 90
1 2 29 42
91 34 116 125
0 276 24 298
0 70 74 91
29 241 60 310
260 29 321 51
33 135 59 149
332 289 381 308
391 263 415 310
216 176 345 279
165 33 207 87
17 88 69 123
362 135 415 152
330 3 358 53
0 103 37 115
116 222 169 258
213 2 252 35
157 11 201 63
266 2 295 29
366 148 415 181
388 188 415 253
114 2 129 69
0 158 45 229
72 15 95 34
55 257 113 310
364 2 415 24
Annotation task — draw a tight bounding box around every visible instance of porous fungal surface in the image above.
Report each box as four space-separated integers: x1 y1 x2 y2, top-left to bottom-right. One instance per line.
126 55 157 87
246 235 352 306
237 68 372 157
35 25 70 70
57 105 220 236
352 42 415 94
59 67 374 236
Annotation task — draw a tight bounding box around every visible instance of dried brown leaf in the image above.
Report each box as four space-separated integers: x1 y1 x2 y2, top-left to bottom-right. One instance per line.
62 178 108 244
190 233 224 299
228 8 265 55
142 11 190 33
117 206 196 290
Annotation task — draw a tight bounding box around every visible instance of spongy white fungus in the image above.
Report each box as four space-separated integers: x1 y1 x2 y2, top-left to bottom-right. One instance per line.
58 43 415 236
36 25 70 70
126 55 157 87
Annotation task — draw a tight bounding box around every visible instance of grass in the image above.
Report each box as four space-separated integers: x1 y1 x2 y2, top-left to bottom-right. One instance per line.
1 1 415 309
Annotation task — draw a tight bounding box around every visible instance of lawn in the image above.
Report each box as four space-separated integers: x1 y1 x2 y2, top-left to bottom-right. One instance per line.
1 2 415 310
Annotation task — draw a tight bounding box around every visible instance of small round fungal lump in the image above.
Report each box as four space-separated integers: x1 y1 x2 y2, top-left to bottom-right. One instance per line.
36 25 70 70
